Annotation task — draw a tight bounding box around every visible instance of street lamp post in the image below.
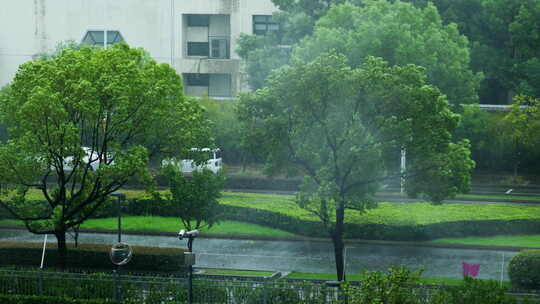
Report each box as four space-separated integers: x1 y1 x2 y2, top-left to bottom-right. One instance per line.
110 193 126 242
178 229 198 304
110 192 127 303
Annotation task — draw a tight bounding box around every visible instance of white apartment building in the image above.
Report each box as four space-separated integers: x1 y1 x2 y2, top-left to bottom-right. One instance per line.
0 0 279 98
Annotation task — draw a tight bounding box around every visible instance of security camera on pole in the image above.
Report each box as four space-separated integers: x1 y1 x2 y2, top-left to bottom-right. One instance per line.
178 229 198 304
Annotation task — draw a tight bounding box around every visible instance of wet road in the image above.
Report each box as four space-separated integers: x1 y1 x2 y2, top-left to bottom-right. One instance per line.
0 229 517 280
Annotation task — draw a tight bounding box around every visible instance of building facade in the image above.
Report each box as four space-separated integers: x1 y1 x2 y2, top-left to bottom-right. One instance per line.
0 0 278 98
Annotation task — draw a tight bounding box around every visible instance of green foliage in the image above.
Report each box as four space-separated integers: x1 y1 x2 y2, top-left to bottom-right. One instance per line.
0 242 185 272
0 294 112 304
424 0 540 102
293 0 482 107
0 43 210 266
431 276 519 304
508 250 540 290
341 267 423 304
160 167 225 231
505 95 540 150
197 97 259 164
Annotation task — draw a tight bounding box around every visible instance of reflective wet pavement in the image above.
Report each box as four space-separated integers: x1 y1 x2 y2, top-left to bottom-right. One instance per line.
0 229 517 280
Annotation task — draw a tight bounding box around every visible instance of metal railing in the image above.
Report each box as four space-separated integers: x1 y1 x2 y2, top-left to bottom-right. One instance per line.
0 269 339 304
2 269 539 303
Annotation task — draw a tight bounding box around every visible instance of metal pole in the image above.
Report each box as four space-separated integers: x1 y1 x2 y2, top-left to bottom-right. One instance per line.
117 197 121 243
40 234 48 269
400 147 406 195
188 237 193 304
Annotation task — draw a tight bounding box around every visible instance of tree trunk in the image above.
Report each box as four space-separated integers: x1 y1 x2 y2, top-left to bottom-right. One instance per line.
333 205 346 281
55 231 67 270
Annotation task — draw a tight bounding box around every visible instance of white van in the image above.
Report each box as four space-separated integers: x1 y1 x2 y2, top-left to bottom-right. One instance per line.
162 148 222 174
62 147 113 171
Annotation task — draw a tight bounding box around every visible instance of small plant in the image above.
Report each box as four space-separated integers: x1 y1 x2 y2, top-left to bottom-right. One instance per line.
431 276 519 304
341 266 423 304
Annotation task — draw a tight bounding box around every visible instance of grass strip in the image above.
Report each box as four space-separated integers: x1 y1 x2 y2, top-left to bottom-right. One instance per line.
432 235 540 248
201 268 275 277
80 217 297 237
218 192 540 226
285 271 510 287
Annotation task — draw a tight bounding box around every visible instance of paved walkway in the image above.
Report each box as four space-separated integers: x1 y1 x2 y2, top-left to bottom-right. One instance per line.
0 229 517 280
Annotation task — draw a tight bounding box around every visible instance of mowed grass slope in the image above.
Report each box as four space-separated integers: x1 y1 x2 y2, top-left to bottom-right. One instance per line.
218 192 540 226
3 190 540 227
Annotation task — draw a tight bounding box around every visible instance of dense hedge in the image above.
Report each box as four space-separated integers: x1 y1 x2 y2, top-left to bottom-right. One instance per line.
0 295 113 304
0 242 185 273
508 250 540 290
224 175 301 191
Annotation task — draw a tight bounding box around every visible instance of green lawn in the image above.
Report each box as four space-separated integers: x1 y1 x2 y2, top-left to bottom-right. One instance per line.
432 234 540 247
285 271 509 286
80 217 296 237
218 191 540 226
201 268 276 277
457 193 540 201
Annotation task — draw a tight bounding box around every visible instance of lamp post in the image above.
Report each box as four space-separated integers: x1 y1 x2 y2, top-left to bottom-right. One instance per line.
178 229 198 304
110 192 126 242
109 192 128 303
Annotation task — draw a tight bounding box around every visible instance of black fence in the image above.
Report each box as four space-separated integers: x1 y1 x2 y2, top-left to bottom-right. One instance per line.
0 269 340 304
2 269 540 304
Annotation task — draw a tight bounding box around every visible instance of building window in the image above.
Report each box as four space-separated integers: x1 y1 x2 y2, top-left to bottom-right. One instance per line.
253 15 279 35
209 37 229 59
184 73 232 98
187 14 210 27
82 30 124 47
185 74 210 86
187 42 210 57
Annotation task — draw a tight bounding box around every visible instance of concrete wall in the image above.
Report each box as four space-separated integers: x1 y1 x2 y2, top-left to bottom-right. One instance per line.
0 0 278 96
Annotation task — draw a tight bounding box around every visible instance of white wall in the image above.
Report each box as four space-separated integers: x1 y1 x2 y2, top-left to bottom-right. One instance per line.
0 0 278 91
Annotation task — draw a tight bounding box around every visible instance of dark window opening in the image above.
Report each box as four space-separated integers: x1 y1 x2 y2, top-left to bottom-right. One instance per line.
187 14 210 27
187 42 209 56
185 74 210 86
253 15 279 35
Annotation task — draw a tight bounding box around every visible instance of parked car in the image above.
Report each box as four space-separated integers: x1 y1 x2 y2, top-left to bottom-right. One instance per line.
162 148 222 174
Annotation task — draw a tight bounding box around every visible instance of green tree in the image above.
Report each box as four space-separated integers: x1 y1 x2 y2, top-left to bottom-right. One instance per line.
293 0 482 107
161 167 225 234
503 95 540 179
238 52 474 281
412 0 540 103
0 43 209 267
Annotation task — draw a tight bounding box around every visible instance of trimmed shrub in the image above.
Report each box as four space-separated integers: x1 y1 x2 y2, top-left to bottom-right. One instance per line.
431 276 519 304
0 294 112 304
508 250 540 290
0 242 185 273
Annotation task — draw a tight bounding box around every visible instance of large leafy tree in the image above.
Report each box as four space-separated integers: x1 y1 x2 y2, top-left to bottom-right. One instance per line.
503 95 540 178
293 0 482 107
238 52 474 281
0 44 209 267
405 0 540 103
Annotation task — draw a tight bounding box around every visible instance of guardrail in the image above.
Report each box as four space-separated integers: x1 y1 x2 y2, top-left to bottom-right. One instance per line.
1 269 540 303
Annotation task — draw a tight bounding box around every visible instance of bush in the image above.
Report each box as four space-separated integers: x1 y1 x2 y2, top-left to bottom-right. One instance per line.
342 266 423 304
0 294 112 304
0 242 185 273
508 250 540 290
431 276 519 304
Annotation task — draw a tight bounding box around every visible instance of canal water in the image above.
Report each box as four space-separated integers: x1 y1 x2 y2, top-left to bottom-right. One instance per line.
0 229 517 280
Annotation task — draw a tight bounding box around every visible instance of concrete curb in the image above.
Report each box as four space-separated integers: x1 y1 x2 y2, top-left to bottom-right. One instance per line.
2 226 537 252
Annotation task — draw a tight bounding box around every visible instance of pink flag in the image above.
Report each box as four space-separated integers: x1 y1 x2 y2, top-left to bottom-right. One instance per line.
462 261 480 277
